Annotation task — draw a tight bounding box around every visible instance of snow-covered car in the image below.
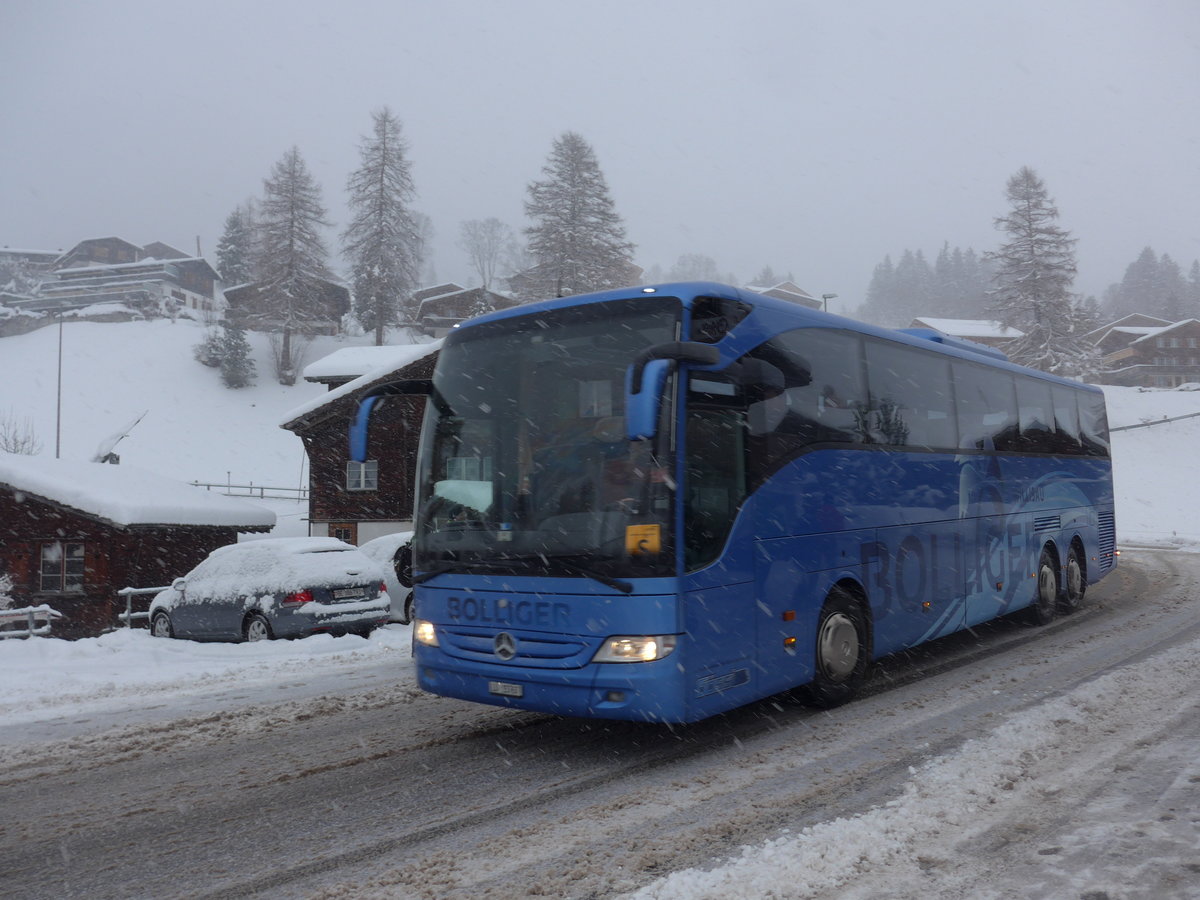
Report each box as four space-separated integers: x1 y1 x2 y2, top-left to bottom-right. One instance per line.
149 537 391 642
358 531 414 624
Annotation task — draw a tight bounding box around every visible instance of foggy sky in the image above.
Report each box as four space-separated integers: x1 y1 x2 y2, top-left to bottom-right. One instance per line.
2 0 1197 314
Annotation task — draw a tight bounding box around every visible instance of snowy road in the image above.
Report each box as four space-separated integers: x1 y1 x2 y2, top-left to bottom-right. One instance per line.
1 549 1198 899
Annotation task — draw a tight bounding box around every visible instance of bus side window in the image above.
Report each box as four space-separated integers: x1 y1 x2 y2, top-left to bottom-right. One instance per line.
1079 391 1111 457
1016 377 1056 453
864 340 957 450
953 361 1018 451
745 329 867 445
1051 385 1083 454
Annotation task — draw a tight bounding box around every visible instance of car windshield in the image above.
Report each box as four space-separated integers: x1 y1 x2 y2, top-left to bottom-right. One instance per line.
414 295 681 579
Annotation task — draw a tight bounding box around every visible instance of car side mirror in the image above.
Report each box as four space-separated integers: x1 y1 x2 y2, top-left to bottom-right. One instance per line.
172 577 187 592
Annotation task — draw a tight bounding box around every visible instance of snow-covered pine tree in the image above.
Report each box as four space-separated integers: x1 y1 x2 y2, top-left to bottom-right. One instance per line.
193 328 223 367
1189 260 1200 318
986 166 1100 378
458 218 515 291
0 570 15 611
343 108 422 344
856 255 895 324
668 254 722 282
521 132 636 300
219 319 256 388
257 147 333 383
215 207 254 286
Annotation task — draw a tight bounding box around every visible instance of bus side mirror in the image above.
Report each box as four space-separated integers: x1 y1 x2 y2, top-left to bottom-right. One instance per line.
626 359 672 440
348 379 432 463
625 342 721 440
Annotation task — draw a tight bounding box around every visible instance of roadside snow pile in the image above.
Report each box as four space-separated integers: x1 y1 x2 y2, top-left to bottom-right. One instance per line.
632 633 1200 900
1104 385 1200 548
0 625 412 727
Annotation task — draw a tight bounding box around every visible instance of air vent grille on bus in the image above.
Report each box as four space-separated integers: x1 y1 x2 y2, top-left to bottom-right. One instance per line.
1034 515 1061 533
1097 511 1116 571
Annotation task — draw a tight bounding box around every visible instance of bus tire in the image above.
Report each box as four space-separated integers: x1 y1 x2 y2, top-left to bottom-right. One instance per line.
806 587 870 708
1059 542 1086 614
1027 548 1059 626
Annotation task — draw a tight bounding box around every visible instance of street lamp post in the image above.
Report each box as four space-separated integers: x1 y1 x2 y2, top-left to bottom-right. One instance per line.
821 293 838 313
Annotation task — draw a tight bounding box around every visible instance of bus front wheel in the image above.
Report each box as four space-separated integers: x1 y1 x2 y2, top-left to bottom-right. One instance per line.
806 587 870 708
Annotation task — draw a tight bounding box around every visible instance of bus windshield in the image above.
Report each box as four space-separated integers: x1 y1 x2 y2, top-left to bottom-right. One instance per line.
414 295 681 580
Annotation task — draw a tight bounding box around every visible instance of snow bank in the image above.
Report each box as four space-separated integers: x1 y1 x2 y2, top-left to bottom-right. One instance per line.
632 633 1200 899
0 625 413 728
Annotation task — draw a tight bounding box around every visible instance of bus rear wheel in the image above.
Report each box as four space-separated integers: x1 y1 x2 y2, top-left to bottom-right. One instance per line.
806 587 870 708
1059 544 1086 614
1027 548 1059 626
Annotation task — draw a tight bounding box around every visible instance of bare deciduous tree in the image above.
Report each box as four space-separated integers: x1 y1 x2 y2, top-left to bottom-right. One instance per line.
0 409 42 455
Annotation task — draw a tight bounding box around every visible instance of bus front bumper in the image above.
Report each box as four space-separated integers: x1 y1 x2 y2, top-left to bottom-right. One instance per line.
414 649 691 723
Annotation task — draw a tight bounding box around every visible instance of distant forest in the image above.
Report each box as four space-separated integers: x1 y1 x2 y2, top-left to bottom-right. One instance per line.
854 243 1200 328
855 243 992 326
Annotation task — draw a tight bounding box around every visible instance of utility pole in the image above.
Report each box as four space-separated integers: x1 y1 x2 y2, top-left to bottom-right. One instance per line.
55 313 63 458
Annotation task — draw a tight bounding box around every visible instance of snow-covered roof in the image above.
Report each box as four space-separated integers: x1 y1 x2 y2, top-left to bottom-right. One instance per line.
0 454 276 529
1110 326 1165 336
0 247 60 257
911 317 1023 339
1085 313 1173 339
1130 319 1200 345
302 344 436 382
54 257 210 276
281 339 443 427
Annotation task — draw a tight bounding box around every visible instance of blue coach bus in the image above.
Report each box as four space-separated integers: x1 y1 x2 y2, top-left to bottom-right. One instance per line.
351 282 1115 723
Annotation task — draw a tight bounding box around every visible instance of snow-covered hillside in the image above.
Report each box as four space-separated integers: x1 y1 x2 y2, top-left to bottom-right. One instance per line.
0 316 381 487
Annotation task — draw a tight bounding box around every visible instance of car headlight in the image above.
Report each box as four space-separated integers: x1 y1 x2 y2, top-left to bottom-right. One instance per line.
413 619 439 647
592 635 677 663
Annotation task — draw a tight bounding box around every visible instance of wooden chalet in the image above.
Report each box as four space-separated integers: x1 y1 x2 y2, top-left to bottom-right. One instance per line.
224 278 351 336
282 342 442 545
415 286 519 336
0 456 274 638
1093 318 1200 387
908 317 1024 351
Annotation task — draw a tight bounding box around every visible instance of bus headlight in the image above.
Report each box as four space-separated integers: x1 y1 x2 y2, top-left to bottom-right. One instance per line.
592 635 677 663
413 619 439 647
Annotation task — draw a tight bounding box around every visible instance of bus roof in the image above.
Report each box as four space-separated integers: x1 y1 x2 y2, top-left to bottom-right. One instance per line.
459 282 1101 394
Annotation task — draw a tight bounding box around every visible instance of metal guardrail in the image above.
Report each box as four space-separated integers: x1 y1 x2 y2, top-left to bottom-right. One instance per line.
0 605 65 639
189 480 309 501
116 586 170 627
1110 410 1200 432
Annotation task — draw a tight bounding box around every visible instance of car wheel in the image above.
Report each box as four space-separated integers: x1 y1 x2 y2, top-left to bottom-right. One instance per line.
805 586 871 708
1059 543 1086 614
1027 548 1059 625
150 611 174 639
244 613 273 642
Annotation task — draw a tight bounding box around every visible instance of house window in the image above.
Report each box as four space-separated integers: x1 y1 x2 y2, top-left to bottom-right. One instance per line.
1171 337 1182 348
330 523 357 544
1189 338 1198 349
346 460 378 491
40 541 84 593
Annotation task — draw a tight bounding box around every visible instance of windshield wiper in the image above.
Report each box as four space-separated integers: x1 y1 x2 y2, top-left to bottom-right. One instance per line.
544 556 633 594
413 555 633 594
411 559 526 584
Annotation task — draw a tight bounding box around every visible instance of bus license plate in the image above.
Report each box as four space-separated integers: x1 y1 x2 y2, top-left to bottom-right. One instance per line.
489 681 524 698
